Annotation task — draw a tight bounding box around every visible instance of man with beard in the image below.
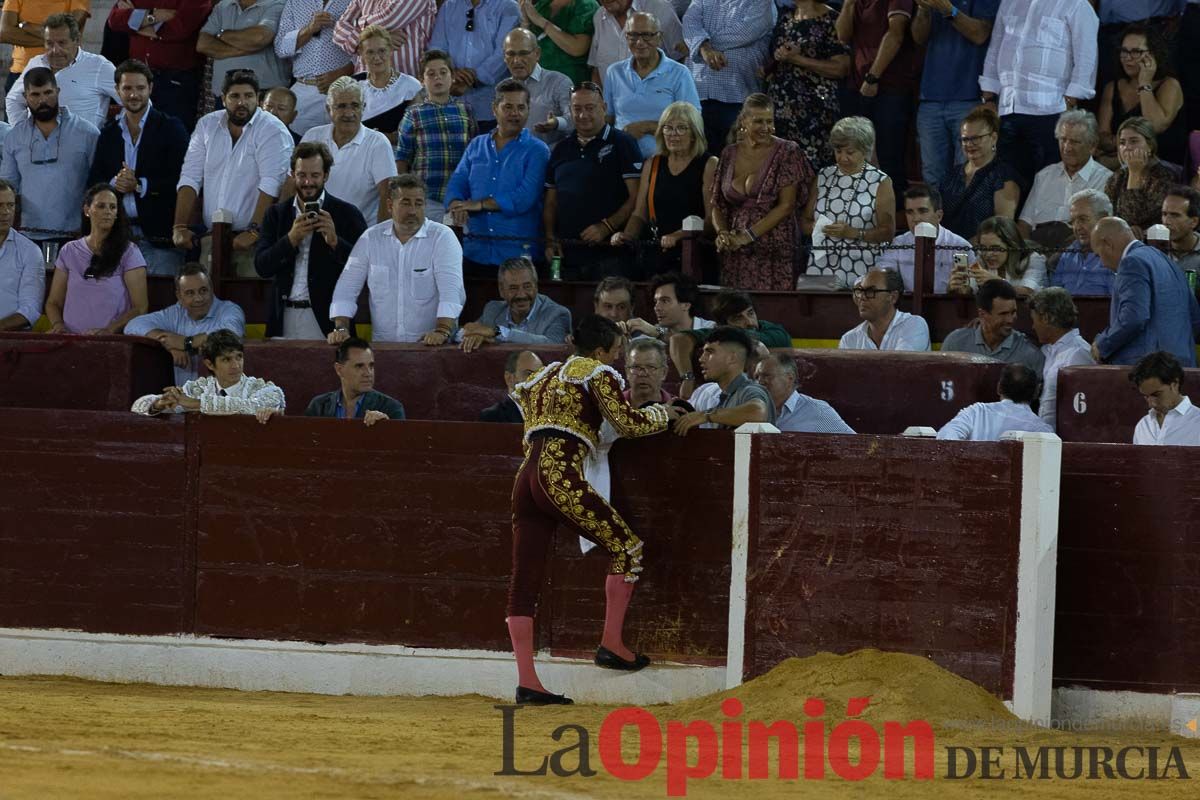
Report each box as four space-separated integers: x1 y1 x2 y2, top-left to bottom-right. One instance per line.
125 263 247 383
300 76 396 223
254 141 368 339
328 173 464 344
459 256 571 352
5 13 119 129
0 179 44 331
88 59 190 276
0 66 99 243
174 68 294 278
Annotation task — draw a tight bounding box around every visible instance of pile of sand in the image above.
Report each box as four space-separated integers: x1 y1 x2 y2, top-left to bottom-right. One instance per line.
671 649 1015 726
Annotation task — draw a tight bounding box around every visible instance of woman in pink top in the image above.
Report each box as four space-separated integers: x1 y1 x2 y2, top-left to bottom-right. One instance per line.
45 184 148 335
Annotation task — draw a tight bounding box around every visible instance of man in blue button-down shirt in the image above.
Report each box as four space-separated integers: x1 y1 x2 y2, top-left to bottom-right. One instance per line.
0 180 44 331
0 68 99 243
1050 189 1115 296
124 263 247 383
446 79 551 277
429 0 523 127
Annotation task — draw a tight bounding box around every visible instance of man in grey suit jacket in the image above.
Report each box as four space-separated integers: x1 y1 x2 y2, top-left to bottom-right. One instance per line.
458 257 572 352
303 337 406 424
1092 217 1200 367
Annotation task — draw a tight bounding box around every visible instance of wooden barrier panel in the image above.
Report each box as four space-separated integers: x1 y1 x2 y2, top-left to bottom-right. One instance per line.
742 434 1022 699
1055 443 1200 693
238 343 1005 436
1057 365 1200 443
789 349 1005 433
0 410 191 635
192 416 732 661
548 432 735 661
0 333 174 412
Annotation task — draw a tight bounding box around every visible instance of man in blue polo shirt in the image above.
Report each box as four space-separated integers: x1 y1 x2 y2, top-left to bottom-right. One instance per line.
544 81 642 280
912 0 1000 190
603 11 699 158
446 79 551 279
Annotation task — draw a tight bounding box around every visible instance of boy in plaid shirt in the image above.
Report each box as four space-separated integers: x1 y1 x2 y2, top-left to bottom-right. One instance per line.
395 49 476 220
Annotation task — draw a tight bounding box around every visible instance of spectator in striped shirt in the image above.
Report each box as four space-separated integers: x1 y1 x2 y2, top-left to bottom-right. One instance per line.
395 49 476 221
332 0 437 81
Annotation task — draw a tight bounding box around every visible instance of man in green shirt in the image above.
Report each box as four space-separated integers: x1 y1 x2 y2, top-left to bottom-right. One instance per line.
519 0 599 84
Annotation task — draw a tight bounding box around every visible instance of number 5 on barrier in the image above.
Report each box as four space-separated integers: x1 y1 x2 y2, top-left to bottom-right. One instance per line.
941 380 955 402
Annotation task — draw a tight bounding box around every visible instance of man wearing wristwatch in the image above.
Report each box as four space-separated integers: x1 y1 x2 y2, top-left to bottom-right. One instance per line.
835 0 920 208
329 173 465 345
911 0 999 191
174 68 294 278
124 262 247 383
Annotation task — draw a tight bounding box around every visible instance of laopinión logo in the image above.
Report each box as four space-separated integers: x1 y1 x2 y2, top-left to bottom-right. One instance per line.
495 697 1192 796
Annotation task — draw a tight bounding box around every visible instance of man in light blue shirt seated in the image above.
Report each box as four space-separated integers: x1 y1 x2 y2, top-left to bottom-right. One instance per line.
1050 189 1115 296
446 79 551 277
0 180 45 331
0 68 99 243
459 256 572 352
603 11 700 158
755 352 854 434
124 263 247 383
937 363 1054 441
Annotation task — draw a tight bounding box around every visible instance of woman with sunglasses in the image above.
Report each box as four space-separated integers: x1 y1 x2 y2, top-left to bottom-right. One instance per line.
1097 24 1185 168
45 184 147 335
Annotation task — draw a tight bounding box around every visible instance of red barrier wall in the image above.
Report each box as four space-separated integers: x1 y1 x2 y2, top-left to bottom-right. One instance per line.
0 333 174 412
0 410 192 635
235 343 1003 436
743 434 1022 699
1057 365 1200 443
1055 443 1200 693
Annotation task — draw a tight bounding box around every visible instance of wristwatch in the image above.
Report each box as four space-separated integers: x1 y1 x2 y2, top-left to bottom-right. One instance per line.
864 73 880 86
184 336 194 354
681 371 695 382
945 5 959 19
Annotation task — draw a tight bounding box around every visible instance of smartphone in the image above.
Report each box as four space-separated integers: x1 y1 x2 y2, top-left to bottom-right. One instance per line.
303 201 320 218
953 252 969 272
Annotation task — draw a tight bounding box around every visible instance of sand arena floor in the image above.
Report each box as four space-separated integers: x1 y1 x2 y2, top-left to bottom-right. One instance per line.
2 651 1199 799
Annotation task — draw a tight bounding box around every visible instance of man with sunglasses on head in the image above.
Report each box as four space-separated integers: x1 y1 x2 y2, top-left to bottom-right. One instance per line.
838 268 932 351
0 66 99 245
429 0 522 132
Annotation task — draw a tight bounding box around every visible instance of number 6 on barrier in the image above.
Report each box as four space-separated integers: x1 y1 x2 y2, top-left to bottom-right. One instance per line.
1073 392 1087 414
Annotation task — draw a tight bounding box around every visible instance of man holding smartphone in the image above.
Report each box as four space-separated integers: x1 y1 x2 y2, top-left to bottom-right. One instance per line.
876 185 975 294
254 141 369 338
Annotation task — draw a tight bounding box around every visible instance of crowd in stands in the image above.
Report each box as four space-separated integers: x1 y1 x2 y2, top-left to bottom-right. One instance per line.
1 0 1200 445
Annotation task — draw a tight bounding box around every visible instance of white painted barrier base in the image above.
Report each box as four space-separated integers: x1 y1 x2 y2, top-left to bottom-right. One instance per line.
0 628 724 705
1052 686 1200 737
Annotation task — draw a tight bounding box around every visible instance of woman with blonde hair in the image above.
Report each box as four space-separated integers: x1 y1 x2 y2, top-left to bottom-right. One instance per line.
355 25 422 143
949 215 1046 298
1104 116 1177 237
612 102 717 275
807 115 892 288
712 93 814 291
333 0 436 80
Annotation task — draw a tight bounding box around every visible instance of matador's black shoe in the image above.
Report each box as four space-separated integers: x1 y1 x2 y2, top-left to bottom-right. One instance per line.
515 686 574 705
595 646 651 672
